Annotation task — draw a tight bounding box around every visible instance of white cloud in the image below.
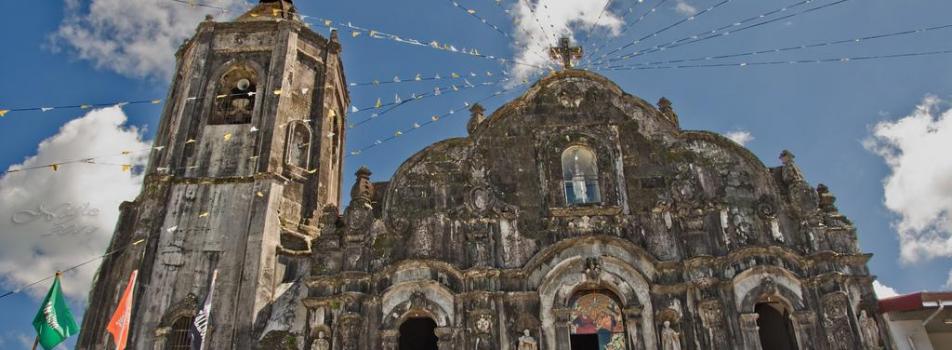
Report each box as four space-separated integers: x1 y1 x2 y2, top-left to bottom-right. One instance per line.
872 280 899 299
724 130 754 146
0 107 150 300
675 0 699 16
865 95 952 265
50 0 249 80
509 0 625 82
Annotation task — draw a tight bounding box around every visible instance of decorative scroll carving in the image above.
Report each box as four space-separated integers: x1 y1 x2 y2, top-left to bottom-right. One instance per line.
822 293 854 350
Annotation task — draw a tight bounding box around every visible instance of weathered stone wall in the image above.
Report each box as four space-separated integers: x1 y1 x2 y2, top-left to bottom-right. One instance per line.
304 70 891 350
77 3 348 349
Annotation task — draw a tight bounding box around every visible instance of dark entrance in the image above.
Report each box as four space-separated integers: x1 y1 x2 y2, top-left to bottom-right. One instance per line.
570 333 599 350
399 317 438 350
756 303 798 350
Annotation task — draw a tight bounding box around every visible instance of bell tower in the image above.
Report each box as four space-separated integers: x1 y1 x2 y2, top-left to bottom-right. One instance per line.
77 0 348 348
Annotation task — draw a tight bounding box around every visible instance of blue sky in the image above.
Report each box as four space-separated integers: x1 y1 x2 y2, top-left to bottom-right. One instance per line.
1 0 951 347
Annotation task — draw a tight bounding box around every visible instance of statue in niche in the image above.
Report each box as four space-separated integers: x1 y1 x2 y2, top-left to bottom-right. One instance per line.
661 321 681 350
858 310 881 348
517 329 538 350
310 331 330 350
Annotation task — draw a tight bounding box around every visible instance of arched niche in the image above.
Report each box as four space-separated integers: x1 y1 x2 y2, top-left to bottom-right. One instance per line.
285 120 312 170
537 253 655 350
562 145 601 205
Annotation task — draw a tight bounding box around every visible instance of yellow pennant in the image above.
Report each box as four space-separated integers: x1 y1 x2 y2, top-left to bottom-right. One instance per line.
273 89 283 95
121 150 131 155
184 139 197 144
80 104 92 109
223 133 233 141
394 131 403 136
0 110 8 117
256 191 264 197
50 164 59 172
324 20 333 27
198 212 210 218
307 168 318 174
352 31 360 38
375 98 382 109
151 99 161 104
121 164 132 172
451 72 460 78
467 9 476 14
328 109 337 117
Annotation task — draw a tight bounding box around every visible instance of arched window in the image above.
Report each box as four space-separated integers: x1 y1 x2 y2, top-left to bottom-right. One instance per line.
285 121 311 169
562 146 601 205
569 291 628 350
165 316 194 350
211 65 257 124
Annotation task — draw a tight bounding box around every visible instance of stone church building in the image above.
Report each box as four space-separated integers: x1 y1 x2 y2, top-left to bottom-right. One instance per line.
77 1 892 349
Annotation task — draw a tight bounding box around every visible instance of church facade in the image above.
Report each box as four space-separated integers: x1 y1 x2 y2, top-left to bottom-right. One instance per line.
77 1 892 349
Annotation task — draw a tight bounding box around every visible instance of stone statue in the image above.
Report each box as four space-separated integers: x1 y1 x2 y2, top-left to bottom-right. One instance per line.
661 321 681 350
517 329 538 350
311 331 330 350
858 310 881 348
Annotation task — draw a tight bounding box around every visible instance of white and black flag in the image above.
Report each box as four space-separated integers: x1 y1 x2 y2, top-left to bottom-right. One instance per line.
190 269 219 350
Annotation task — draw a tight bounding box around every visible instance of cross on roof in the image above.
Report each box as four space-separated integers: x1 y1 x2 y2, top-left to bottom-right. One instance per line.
549 37 583 69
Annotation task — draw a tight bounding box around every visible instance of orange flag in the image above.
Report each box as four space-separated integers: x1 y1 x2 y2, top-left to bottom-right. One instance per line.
107 270 138 350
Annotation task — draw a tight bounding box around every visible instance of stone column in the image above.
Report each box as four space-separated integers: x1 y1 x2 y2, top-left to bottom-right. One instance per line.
791 310 818 350
623 306 644 350
152 327 169 350
380 330 399 350
739 313 763 350
435 327 456 350
553 308 574 350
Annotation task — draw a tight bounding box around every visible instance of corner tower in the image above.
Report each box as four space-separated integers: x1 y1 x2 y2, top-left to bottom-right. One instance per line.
77 1 348 348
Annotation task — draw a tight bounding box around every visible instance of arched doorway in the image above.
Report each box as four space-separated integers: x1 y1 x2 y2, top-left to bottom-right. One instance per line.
399 317 438 350
569 291 629 350
755 302 798 350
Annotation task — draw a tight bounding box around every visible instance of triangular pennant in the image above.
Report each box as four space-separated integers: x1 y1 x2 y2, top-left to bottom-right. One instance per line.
375 98 382 109
395 94 402 104
0 110 10 117
41 107 54 112
393 76 401 83
50 164 59 172
351 105 359 113
415 74 422 81
121 164 132 172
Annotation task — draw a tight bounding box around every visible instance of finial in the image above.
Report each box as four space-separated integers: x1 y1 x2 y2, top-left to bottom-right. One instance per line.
549 37 583 69
467 103 487 134
657 97 679 126
351 167 374 205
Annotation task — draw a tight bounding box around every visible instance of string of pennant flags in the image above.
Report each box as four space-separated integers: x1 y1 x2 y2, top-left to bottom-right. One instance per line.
447 0 512 39
0 237 148 301
347 83 529 157
582 0 666 66
590 0 854 67
598 47 952 71
349 70 504 87
0 99 161 119
305 16 546 71
587 0 739 66
0 148 157 175
348 76 512 123
597 22 952 70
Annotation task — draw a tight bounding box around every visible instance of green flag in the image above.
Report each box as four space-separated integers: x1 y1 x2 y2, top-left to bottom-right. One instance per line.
32 276 79 350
